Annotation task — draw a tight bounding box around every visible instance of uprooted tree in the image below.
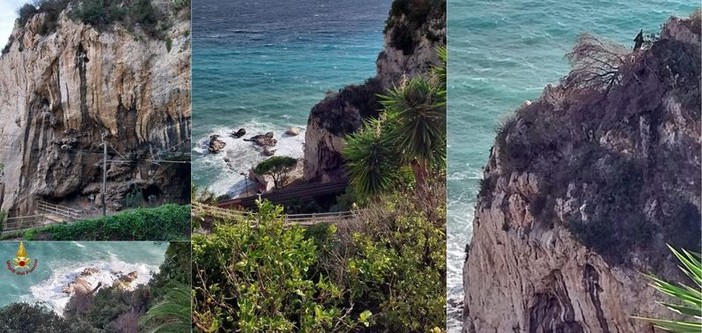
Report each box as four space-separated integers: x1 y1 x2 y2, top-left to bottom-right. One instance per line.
564 33 631 93
253 156 298 189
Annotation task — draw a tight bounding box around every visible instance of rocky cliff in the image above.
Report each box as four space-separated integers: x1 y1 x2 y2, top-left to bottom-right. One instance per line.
0 1 191 216
464 15 700 333
303 0 446 183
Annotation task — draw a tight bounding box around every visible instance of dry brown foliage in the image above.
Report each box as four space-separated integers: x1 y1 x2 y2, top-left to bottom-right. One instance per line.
564 33 631 93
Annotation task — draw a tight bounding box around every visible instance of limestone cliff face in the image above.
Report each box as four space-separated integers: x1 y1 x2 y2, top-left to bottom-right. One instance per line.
303 0 446 183
463 17 700 333
0 8 191 215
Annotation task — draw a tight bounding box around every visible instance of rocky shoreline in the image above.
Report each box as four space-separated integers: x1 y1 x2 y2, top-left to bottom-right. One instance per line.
202 126 306 198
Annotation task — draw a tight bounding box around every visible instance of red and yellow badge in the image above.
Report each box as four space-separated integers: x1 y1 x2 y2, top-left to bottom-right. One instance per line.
6 241 38 275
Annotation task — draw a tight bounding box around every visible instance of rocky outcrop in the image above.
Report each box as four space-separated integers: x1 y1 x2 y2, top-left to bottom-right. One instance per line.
303 0 446 183
230 128 246 138
285 127 300 136
0 5 191 215
208 135 226 153
463 16 700 333
244 132 277 148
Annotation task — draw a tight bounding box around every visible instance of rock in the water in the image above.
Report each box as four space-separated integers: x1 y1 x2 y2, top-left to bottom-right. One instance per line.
208 134 226 153
263 147 276 156
285 127 301 136
119 271 139 283
244 132 277 147
230 128 246 138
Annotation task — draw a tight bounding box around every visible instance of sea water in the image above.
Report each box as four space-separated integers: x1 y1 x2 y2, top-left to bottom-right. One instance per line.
0 241 166 314
191 0 391 196
446 1 699 331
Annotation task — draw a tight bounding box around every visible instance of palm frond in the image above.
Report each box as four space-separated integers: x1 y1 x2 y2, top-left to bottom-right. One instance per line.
379 76 446 167
343 118 399 197
431 45 447 90
634 245 702 332
140 284 192 333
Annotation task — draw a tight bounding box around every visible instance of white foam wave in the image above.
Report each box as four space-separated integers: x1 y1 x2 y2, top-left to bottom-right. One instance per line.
29 259 160 315
194 119 306 196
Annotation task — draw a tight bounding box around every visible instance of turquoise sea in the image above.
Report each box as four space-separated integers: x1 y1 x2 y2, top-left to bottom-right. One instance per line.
0 241 167 314
446 0 699 330
191 0 391 196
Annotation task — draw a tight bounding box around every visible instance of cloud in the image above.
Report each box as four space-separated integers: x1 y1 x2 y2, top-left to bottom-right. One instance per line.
0 0 31 49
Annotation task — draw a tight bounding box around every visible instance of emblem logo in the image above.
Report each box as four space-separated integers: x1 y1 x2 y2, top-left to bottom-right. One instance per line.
6 241 38 275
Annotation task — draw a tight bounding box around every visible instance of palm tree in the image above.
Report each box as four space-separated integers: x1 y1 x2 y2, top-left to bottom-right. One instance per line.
343 117 398 197
343 47 446 197
379 74 446 189
431 45 447 92
633 245 701 332
140 284 192 333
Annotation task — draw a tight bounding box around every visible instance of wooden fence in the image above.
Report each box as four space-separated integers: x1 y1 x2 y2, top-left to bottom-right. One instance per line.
2 215 46 232
192 202 357 227
37 200 83 220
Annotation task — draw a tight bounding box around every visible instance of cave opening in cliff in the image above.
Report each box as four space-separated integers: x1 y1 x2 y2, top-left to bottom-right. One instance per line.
142 184 161 203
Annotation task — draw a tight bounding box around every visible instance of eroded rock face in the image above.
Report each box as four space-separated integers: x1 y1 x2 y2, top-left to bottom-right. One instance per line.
303 0 446 183
463 17 700 333
0 10 191 214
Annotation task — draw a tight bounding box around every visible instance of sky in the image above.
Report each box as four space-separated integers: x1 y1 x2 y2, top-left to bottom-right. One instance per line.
0 0 28 47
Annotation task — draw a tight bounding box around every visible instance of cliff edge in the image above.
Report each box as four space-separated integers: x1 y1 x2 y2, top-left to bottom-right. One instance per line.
463 15 700 333
303 0 446 183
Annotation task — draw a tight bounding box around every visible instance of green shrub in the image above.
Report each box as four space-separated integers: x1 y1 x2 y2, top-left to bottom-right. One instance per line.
171 0 190 11
124 184 145 208
193 185 446 332
64 284 151 332
27 204 190 241
128 0 160 28
69 0 167 39
165 37 172 52
333 190 446 332
0 303 75 332
13 0 70 37
149 241 191 300
253 156 297 189
192 200 365 332
17 3 38 27
384 0 445 55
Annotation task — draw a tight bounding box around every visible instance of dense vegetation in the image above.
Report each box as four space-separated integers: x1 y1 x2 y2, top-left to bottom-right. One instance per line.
3 0 189 55
193 44 446 332
384 0 445 55
484 14 701 266
344 46 446 197
0 241 191 333
0 303 75 332
69 0 167 38
22 204 190 241
193 187 445 332
309 77 385 137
